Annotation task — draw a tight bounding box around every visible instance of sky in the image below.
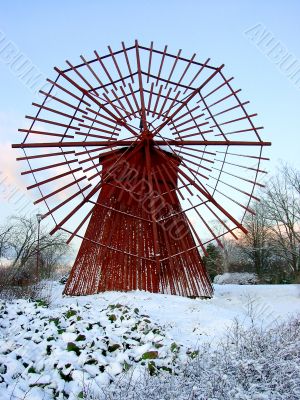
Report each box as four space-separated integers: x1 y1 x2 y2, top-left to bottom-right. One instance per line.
0 0 299 232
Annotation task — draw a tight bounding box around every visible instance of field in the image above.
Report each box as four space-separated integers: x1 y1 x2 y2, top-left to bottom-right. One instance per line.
1 283 299 400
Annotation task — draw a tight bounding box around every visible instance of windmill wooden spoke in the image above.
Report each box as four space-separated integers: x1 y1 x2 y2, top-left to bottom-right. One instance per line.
21 158 78 175
174 149 214 164
34 176 86 204
170 158 248 233
94 50 118 90
157 87 172 119
220 70 263 140
176 145 216 156
13 139 272 148
153 64 224 136
156 45 168 86
164 48 182 89
54 67 138 136
205 101 250 120
189 201 224 247
210 113 258 129
207 184 255 214
82 161 101 174
202 201 239 240
80 54 109 94
18 129 74 139
175 153 212 172
139 44 217 70
202 89 241 110
173 123 211 136
121 41 135 84
209 175 261 201
210 166 265 187
27 167 83 190
90 72 138 93
158 198 209 222
66 60 99 96
135 40 147 130
154 143 211 200
78 123 119 136
146 41 154 83
197 76 234 104
173 53 196 92
32 103 85 122
61 44 136 73
108 45 127 87
66 208 93 244
198 90 227 140
102 92 132 121
119 85 138 117
82 114 121 132
170 112 205 130
44 183 92 218
215 150 269 160
214 158 267 173
154 133 220 195
25 116 79 130
46 79 91 106
50 180 103 235
185 215 208 256
76 132 117 140
215 127 264 136
12 40 270 299
183 58 210 94
85 107 122 124
17 150 75 161
39 91 89 114
143 71 192 91
152 85 163 117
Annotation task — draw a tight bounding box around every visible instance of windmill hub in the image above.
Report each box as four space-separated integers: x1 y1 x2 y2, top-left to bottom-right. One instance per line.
141 130 154 141
12 40 271 298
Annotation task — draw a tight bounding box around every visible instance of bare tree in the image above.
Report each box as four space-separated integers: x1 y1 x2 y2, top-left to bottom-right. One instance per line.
0 224 12 259
210 219 245 273
263 165 300 275
282 163 300 223
0 215 70 281
239 201 274 276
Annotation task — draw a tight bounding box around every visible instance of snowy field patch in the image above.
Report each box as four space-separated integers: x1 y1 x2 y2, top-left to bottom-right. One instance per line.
0 283 299 399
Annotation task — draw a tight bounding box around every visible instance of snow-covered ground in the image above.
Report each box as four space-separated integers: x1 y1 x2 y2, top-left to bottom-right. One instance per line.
0 283 299 399
51 283 300 347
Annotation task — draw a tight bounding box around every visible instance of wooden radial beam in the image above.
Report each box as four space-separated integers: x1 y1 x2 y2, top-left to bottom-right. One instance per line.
12 40 271 298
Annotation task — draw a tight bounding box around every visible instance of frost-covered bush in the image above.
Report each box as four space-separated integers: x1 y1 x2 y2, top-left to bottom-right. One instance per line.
214 272 259 285
0 299 190 400
59 273 70 285
97 317 300 400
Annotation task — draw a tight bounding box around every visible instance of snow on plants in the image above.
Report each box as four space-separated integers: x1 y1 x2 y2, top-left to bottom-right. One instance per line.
0 298 191 399
214 272 259 285
1 283 300 399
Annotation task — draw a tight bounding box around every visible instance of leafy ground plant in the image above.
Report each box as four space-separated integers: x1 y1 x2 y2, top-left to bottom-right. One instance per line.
0 299 192 399
95 317 300 400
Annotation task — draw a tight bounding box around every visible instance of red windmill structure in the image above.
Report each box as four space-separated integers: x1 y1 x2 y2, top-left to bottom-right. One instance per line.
12 41 271 298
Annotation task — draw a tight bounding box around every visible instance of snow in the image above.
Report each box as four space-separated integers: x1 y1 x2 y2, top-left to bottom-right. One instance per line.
214 272 259 285
0 283 299 399
49 283 300 347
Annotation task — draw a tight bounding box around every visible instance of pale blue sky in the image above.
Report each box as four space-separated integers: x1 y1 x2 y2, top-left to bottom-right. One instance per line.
0 0 299 224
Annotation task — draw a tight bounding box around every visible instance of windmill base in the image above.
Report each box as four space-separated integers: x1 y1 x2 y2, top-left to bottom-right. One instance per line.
64 193 213 298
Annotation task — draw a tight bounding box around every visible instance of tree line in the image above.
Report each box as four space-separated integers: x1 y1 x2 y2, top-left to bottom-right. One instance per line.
0 215 70 287
0 163 299 288
204 163 300 283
